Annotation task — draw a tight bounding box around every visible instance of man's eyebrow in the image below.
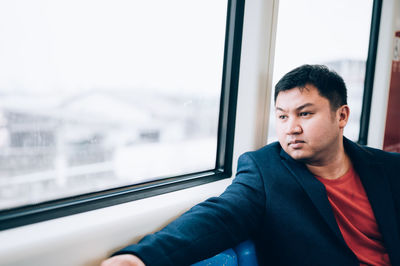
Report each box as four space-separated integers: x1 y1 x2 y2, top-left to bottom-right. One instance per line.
296 103 314 111
275 106 286 112
275 103 315 112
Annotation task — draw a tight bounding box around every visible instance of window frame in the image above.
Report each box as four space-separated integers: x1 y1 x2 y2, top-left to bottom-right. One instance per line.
358 0 383 145
0 0 245 231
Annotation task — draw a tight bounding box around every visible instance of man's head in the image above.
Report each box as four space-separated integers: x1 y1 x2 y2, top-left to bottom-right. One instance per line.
274 65 350 165
274 64 347 111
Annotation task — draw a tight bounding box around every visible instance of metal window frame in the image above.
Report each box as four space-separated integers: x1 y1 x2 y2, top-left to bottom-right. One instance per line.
0 0 245 231
358 0 383 145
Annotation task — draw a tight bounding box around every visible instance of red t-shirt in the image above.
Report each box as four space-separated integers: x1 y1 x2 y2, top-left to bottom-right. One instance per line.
315 167 391 265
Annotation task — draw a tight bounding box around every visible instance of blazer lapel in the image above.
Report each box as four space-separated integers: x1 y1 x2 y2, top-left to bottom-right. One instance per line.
345 140 400 265
280 149 346 245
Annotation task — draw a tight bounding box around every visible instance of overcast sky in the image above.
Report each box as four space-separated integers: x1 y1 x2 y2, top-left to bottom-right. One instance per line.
273 0 373 83
0 0 226 96
0 0 373 98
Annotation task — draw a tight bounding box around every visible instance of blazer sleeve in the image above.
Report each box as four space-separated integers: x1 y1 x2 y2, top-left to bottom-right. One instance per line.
112 152 267 266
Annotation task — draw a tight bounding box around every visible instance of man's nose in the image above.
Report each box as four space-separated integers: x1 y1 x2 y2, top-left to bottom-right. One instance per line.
287 118 303 135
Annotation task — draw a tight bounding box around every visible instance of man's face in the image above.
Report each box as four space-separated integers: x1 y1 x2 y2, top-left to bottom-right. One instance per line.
275 84 348 164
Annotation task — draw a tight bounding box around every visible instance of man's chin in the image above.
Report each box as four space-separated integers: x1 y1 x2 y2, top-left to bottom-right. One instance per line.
287 150 310 162
281 145 312 162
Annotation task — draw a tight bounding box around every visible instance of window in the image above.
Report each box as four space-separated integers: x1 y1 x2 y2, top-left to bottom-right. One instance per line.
0 0 245 229
268 0 374 143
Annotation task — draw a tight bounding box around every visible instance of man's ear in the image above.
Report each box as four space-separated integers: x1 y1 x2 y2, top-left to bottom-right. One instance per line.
338 105 350 128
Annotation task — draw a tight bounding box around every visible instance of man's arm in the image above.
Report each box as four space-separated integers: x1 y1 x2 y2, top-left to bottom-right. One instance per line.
101 153 266 266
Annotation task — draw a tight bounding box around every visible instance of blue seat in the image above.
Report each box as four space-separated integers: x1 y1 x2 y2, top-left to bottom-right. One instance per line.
192 240 258 266
192 248 238 266
234 240 259 266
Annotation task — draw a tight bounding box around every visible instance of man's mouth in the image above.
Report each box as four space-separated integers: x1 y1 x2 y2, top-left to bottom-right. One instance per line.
288 140 305 148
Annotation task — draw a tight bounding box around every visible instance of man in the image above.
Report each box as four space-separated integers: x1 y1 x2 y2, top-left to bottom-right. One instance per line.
102 65 400 265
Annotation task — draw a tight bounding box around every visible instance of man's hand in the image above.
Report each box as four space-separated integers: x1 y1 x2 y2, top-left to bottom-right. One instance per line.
101 254 145 266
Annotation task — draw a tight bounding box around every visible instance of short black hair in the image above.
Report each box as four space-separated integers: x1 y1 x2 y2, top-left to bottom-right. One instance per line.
274 64 347 110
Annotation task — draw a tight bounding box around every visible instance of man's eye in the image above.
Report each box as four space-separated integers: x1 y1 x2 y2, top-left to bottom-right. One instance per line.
278 115 287 119
299 112 311 117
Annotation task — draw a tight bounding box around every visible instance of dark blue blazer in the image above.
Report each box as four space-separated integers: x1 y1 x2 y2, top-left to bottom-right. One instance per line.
114 138 400 265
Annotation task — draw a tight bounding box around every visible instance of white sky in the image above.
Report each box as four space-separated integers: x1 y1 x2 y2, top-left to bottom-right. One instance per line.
0 0 227 96
273 0 373 83
0 0 373 97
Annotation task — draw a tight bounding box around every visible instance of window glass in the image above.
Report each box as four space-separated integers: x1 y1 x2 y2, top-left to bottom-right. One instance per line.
0 0 228 210
268 0 373 143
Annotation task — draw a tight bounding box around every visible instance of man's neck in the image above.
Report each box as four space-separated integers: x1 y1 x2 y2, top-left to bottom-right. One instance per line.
306 148 352 180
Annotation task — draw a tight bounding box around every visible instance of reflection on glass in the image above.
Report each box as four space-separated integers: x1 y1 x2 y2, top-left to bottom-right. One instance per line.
0 0 228 209
268 0 373 143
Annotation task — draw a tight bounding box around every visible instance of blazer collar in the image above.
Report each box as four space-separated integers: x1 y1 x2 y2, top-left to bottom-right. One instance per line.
279 147 346 245
279 137 400 264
